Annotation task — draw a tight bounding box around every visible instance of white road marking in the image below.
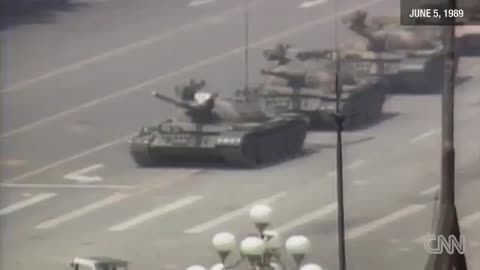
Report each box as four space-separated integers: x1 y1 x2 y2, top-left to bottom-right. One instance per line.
0 0 387 139
327 170 337 177
0 193 56 216
64 164 104 183
5 134 132 183
3 0 387 183
188 0 215 7
470 241 480 248
274 202 337 233
0 2 261 95
461 211 480 228
0 160 27 167
328 159 366 177
299 0 328 8
185 192 286 233
410 129 439 144
352 180 369 186
419 185 440 196
413 211 480 244
347 159 366 170
346 204 427 240
35 193 128 229
0 183 137 189
109 195 203 231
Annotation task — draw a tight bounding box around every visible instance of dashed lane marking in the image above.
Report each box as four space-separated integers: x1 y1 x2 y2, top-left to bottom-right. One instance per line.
35 193 129 229
0 2 263 94
184 192 287 234
346 204 427 240
109 195 203 231
410 129 439 144
461 211 480 228
347 159 366 169
188 0 215 7
274 202 337 233
0 193 56 216
4 134 133 183
2 0 388 184
64 164 104 183
0 183 137 189
328 159 366 177
352 180 369 186
0 0 387 139
419 185 440 196
0 160 27 167
299 0 328 8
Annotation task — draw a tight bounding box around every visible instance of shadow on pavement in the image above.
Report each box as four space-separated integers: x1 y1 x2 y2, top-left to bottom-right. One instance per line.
389 75 472 96
131 147 320 172
0 1 90 31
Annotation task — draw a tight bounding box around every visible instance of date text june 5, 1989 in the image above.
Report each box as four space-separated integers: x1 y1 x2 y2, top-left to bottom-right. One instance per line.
408 8 464 19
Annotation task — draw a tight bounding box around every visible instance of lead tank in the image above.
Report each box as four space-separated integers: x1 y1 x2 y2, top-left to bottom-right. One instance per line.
129 80 309 168
342 10 458 93
252 45 388 129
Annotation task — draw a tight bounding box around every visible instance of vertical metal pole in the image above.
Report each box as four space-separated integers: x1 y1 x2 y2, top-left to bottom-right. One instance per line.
333 2 347 269
424 0 467 269
244 0 249 88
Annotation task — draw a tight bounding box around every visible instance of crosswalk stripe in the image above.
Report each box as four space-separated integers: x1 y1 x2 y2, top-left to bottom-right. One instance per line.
413 211 480 244
346 204 427 240
274 202 337 233
0 193 56 215
35 193 128 229
299 0 328 8
188 0 215 7
109 196 203 232
185 192 287 234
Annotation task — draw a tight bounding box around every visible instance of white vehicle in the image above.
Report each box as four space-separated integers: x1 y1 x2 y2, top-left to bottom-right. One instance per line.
70 256 129 270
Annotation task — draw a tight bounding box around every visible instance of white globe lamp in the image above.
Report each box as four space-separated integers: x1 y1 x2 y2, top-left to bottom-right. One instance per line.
186 265 207 270
249 204 272 233
210 263 225 270
240 236 266 266
285 235 312 266
299 263 324 270
212 232 236 263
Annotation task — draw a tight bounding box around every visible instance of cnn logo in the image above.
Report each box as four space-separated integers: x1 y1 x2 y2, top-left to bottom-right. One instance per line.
424 234 466 255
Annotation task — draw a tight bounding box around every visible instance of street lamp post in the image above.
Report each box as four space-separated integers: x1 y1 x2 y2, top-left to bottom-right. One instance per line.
186 204 326 270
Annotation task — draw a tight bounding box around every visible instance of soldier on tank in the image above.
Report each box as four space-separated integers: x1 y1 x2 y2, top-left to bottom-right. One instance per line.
263 44 293 65
174 79 206 101
153 82 218 124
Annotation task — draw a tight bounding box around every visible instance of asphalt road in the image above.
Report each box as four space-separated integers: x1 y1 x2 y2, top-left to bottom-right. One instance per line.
1 0 480 269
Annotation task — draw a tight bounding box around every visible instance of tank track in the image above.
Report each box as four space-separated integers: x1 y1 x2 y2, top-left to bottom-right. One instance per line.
225 120 308 168
342 85 386 129
310 85 386 130
129 143 155 167
392 54 457 93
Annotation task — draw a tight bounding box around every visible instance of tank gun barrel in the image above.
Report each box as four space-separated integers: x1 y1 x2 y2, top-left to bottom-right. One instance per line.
296 50 335 61
260 69 307 88
152 91 186 108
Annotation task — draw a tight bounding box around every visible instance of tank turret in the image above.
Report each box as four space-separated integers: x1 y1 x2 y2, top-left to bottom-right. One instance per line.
262 43 293 65
343 10 439 51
